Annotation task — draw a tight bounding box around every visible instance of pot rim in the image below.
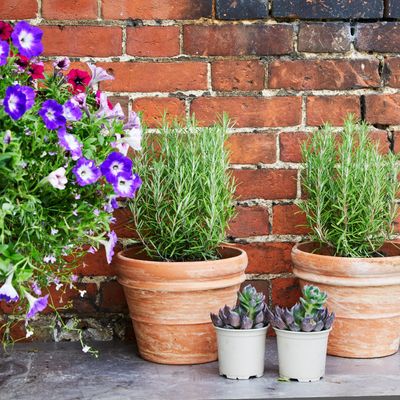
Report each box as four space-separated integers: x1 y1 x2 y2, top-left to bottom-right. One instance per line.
214 324 269 333
273 327 332 335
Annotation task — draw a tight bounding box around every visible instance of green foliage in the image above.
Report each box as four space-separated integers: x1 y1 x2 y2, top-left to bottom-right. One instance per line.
130 115 235 261
299 115 399 257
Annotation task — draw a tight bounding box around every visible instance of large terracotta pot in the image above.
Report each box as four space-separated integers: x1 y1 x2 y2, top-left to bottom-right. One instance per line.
292 242 400 358
114 246 247 364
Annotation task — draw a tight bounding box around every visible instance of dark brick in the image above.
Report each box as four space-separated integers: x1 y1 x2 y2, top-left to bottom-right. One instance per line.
272 0 383 19
385 0 400 18
298 23 351 53
216 0 268 20
183 24 293 56
356 23 400 53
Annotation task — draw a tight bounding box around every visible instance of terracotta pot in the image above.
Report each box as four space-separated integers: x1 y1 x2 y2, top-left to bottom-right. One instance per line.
114 246 247 364
292 242 400 358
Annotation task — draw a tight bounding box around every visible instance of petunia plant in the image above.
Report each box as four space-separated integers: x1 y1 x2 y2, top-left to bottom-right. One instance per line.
0 21 142 351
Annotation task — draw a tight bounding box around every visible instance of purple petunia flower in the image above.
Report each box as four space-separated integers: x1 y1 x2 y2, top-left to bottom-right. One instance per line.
0 40 9 66
96 92 124 120
63 100 82 122
113 172 142 198
3 85 35 120
100 152 133 184
71 93 87 109
87 246 97 254
0 272 19 302
87 63 114 86
47 167 67 190
31 281 42 296
58 127 82 160
3 130 11 144
53 56 70 71
11 21 43 59
72 158 101 186
102 231 117 264
39 99 66 130
25 292 49 319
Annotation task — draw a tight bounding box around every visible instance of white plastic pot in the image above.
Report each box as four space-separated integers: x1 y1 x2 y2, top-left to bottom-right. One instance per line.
274 327 331 382
214 325 268 379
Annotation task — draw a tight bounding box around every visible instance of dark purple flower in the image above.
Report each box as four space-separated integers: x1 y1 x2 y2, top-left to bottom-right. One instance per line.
11 21 43 58
0 40 9 66
63 100 82 122
100 152 133 184
3 85 35 120
57 127 82 160
0 272 19 302
53 56 70 71
72 158 101 186
26 292 49 319
113 172 142 198
39 99 66 130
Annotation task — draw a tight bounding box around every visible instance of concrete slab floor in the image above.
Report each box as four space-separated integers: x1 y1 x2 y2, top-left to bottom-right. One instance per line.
0 338 399 400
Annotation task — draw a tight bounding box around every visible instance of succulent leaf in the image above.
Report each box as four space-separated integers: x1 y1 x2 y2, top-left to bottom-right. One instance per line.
240 315 254 329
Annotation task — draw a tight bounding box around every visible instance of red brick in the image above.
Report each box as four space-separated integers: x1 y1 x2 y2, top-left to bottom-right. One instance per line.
356 22 400 53
227 133 277 164
191 97 301 128
0 0 37 19
42 0 97 19
365 94 400 125
102 0 212 19
76 244 122 276
100 62 207 92
126 26 180 57
385 57 400 88
307 96 360 126
111 207 138 239
132 98 186 128
99 280 128 313
41 26 122 57
272 277 301 308
279 132 309 163
233 169 297 200
393 132 400 155
237 242 294 274
211 61 265 91
183 25 293 56
272 204 309 235
368 130 391 154
269 59 380 90
228 206 269 237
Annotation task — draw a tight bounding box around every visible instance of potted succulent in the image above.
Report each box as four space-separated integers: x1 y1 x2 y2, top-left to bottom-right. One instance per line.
114 116 247 364
294 115 400 358
268 285 335 382
210 285 269 380
0 20 141 351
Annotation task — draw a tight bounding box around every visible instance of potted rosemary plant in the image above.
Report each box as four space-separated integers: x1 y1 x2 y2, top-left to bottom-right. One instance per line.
294 115 400 358
210 285 269 379
114 116 247 364
268 285 335 382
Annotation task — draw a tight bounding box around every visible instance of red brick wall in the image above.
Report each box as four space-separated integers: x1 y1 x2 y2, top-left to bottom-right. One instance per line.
2 0 399 339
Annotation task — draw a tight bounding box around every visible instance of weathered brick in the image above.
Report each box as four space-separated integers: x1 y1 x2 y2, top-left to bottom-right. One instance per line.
132 98 186 127
126 26 180 57
183 25 293 56
269 59 380 90
356 23 400 53
233 169 297 200
272 204 309 235
102 0 212 19
111 207 137 239
279 132 309 163
191 97 301 128
365 95 400 125
0 0 37 19
385 58 400 88
307 96 360 126
99 280 128 313
385 0 400 18
216 0 268 20
237 242 294 274
227 133 277 164
298 23 351 53
42 0 98 19
212 60 265 92
41 26 122 57
99 62 207 92
272 277 301 308
272 0 383 19
228 206 269 237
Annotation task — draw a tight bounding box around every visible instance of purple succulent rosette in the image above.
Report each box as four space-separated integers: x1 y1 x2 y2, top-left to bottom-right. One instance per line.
11 21 43 58
100 151 133 184
39 99 66 130
0 272 19 302
25 292 49 319
73 158 101 186
57 127 82 160
63 99 82 122
113 172 142 198
0 40 9 66
3 85 35 120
